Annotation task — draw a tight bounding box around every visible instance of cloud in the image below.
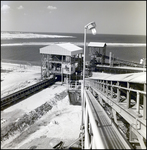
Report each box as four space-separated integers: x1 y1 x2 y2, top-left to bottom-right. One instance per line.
1 5 10 12
17 5 24 10
47 5 57 10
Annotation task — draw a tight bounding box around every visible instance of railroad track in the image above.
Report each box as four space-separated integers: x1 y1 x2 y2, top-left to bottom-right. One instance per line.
1 77 55 110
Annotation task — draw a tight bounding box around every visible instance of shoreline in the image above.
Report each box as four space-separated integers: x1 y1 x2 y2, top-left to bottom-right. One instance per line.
1 42 146 47
1 59 41 66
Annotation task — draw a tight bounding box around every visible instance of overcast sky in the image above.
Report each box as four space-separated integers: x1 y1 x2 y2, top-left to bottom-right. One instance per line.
1 1 146 35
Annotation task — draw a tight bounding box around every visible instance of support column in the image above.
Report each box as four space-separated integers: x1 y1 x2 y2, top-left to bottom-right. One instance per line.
136 92 140 114
97 80 99 90
70 56 71 84
100 80 102 91
103 45 106 64
100 80 101 91
61 55 63 83
127 82 131 109
103 80 105 93
41 54 43 79
143 84 146 120
81 53 83 73
111 81 113 99
106 80 108 96
46 54 49 77
117 81 120 102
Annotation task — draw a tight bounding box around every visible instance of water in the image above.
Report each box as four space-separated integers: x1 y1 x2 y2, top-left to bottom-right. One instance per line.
1 32 146 66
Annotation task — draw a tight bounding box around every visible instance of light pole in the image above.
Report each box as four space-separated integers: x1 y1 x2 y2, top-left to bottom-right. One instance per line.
81 21 96 148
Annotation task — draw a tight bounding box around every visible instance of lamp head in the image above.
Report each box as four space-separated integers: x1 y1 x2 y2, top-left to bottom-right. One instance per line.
140 59 143 64
91 28 96 35
85 21 96 35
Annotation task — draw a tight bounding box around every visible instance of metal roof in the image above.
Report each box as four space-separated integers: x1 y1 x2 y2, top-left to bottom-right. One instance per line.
89 72 146 84
91 72 112 80
88 42 106 47
96 65 146 71
40 43 83 56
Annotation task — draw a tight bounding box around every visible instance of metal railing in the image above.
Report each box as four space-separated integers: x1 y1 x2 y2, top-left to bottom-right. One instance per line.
82 89 105 149
88 79 146 120
85 79 146 149
68 82 81 90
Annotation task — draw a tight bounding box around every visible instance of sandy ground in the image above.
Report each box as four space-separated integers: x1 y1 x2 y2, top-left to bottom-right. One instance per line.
1 62 82 149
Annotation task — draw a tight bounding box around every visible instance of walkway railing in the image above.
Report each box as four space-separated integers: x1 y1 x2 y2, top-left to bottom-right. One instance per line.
68 82 81 90
82 89 105 149
88 79 146 120
85 78 146 149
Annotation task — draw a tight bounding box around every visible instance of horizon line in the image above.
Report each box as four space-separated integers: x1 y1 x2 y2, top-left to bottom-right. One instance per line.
1 30 146 36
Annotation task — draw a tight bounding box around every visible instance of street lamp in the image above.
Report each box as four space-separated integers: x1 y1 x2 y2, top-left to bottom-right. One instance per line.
81 21 96 142
83 21 96 95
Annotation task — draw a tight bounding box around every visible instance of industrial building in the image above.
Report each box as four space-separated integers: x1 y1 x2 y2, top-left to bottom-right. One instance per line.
88 42 107 65
40 43 83 83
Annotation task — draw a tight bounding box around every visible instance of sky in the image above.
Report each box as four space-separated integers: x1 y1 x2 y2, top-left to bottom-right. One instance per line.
1 1 146 35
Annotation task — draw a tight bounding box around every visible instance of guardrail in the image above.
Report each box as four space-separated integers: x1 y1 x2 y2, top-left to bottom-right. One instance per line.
82 89 105 149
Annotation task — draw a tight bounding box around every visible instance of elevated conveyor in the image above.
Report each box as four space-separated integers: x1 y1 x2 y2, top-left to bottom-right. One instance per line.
80 89 132 149
82 72 146 149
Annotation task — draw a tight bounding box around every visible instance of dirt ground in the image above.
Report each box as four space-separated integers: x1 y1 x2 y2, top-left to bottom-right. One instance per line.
1 63 82 149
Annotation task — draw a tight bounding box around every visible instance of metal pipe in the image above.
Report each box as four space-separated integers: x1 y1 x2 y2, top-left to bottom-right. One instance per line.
81 27 87 126
84 90 105 149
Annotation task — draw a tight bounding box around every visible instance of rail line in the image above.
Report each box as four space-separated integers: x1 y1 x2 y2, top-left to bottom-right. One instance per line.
1 76 55 110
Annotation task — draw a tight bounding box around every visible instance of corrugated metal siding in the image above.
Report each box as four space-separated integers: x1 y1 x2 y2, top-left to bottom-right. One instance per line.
40 43 83 56
88 42 106 47
89 72 146 84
